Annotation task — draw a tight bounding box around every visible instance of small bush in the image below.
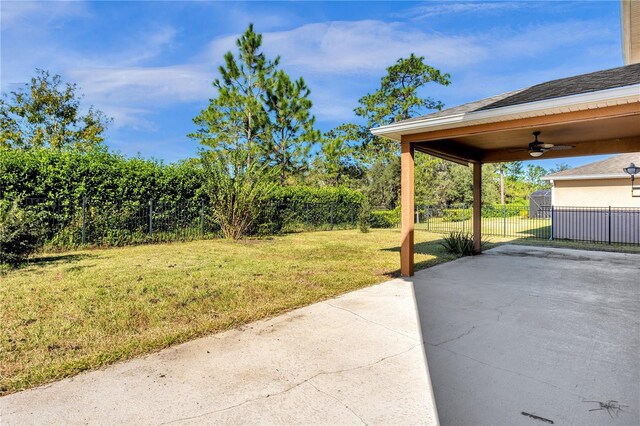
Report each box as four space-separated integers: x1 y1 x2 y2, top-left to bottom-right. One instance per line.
370 207 400 228
442 208 471 222
359 200 371 233
0 200 43 266
439 231 484 256
519 210 529 219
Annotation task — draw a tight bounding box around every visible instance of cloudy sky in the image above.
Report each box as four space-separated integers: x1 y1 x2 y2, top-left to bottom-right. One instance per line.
1 1 624 168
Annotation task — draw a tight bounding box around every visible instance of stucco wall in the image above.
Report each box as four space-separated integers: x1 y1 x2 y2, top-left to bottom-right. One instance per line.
552 178 640 207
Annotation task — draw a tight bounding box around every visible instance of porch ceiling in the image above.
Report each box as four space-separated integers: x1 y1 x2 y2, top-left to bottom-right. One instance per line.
403 104 640 165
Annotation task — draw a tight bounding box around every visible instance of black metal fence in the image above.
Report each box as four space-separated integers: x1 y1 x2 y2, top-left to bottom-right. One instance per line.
18 197 361 248
417 204 640 246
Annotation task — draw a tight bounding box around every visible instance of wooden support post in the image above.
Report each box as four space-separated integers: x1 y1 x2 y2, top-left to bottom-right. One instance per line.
401 141 415 277
473 162 482 254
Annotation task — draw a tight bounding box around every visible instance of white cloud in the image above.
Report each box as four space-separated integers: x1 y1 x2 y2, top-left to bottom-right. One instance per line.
397 2 523 20
0 1 90 30
68 65 214 106
207 20 488 76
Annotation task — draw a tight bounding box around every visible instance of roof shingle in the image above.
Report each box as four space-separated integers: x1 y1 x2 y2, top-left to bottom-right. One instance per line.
545 153 640 179
397 63 640 124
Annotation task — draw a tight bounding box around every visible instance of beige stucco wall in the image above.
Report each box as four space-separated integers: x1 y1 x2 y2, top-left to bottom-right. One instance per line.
552 178 640 207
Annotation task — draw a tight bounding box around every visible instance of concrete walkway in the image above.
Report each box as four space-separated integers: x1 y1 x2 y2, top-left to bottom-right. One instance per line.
413 245 639 426
1 279 438 425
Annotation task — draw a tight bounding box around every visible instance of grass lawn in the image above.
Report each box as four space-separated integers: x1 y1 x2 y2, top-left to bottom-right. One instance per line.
0 228 458 395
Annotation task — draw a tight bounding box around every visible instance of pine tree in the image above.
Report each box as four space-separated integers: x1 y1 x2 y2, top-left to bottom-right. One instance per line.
355 54 450 161
264 71 319 183
190 24 279 165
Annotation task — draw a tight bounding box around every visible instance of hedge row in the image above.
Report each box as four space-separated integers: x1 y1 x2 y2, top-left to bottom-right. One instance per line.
1 149 369 248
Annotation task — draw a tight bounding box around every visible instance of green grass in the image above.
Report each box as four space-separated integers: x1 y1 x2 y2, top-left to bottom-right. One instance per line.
416 216 551 238
0 229 458 395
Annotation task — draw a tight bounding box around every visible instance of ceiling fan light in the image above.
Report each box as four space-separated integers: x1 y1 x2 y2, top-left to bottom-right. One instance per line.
529 150 544 158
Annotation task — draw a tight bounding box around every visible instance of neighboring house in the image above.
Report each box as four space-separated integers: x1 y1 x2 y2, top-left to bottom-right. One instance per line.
542 153 640 244
543 153 640 208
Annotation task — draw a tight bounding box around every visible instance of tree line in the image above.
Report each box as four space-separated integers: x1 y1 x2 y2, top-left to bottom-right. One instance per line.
1 24 570 219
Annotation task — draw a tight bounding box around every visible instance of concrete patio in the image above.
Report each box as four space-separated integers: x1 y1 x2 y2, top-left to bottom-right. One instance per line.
413 244 639 425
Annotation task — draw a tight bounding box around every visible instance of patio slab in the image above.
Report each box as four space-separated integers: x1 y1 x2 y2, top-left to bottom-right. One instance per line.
412 244 639 426
0 277 438 425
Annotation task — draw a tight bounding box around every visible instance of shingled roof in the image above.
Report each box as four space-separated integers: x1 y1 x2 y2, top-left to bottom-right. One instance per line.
398 63 640 125
543 153 640 180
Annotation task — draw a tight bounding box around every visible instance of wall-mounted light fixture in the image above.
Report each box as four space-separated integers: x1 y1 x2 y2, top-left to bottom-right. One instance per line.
623 162 640 197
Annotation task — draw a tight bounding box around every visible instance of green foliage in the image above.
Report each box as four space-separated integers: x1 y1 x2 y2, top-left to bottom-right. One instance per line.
255 186 365 235
364 157 401 209
190 23 320 183
439 231 480 256
0 148 205 204
0 69 111 150
358 200 371 233
370 208 400 228
441 208 472 222
264 71 319 183
354 54 450 161
190 24 279 157
203 150 277 239
313 124 365 187
0 200 43 266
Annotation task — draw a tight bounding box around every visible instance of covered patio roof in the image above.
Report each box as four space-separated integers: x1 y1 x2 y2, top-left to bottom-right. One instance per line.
371 63 640 276
372 63 640 166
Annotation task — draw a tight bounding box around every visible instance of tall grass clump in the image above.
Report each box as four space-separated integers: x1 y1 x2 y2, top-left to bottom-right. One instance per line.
439 231 484 256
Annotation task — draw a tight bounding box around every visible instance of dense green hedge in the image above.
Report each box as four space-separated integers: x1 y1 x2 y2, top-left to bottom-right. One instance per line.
1 149 368 247
256 186 366 234
0 148 205 204
370 208 400 228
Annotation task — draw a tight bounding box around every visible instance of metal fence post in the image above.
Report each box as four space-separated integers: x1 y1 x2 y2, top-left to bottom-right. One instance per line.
330 203 334 230
550 205 554 240
462 204 466 234
503 204 507 237
149 200 153 237
201 198 205 237
81 196 86 245
608 206 612 245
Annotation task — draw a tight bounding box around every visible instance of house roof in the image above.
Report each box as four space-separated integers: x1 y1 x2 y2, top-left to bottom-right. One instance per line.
370 64 640 149
392 63 640 126
543 152 640 181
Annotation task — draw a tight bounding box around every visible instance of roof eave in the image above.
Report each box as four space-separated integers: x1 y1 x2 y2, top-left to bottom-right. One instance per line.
371 84 640 142
542 173 631 181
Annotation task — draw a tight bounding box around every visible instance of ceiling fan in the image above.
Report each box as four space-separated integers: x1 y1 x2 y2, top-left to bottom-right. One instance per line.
525 131 574 157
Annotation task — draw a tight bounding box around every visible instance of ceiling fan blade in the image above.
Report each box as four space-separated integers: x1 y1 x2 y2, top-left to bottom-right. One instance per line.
508 148 529 152
548 145 574 151
538 143 555 149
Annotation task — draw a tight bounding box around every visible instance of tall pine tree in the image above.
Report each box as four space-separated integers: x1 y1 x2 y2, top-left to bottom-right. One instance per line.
190 24 279 164
264 71 319 184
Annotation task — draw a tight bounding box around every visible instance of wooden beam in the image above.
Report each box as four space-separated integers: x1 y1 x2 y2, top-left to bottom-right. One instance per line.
481 136 640 163
412 139 481 164
400 141 415 277
402 103 640 143
473 162 482 254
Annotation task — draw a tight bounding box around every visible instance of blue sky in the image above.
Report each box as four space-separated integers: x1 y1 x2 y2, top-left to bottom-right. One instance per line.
1 1 624 169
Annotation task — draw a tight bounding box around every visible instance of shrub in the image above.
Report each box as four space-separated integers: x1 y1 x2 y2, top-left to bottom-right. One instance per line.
439 231 484 256
370 208 400 228
0 200 43 265
442 208 471 222
359 200 371 233
256 186 365 234
203 151 277 240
